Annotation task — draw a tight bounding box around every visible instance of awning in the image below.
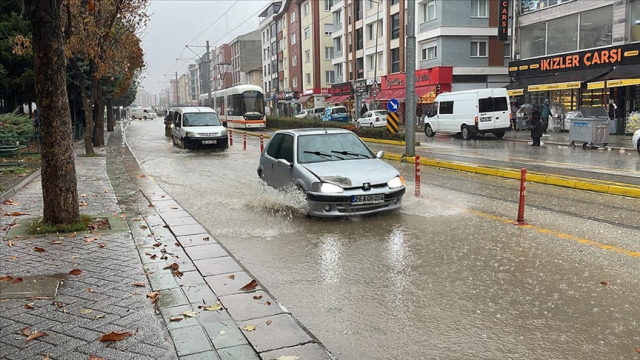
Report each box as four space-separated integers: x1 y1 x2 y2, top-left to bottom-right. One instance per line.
510 67 612 93
416 85 437 103
528 81 581 92
295 95 312 104
328 95 351 104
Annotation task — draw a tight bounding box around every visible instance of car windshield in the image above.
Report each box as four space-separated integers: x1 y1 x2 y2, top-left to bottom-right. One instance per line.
297 133 374 164
183 112 221 127
373 110 388 116
332 107 347 114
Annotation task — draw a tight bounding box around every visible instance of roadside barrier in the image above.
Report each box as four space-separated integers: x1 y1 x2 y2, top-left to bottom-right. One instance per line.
514 168 528 226
260 134 264 152
229 129 233 146
415 155 421 197
243 132 247 151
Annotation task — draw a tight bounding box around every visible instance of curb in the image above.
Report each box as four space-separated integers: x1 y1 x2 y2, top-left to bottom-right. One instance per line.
0 168 41 204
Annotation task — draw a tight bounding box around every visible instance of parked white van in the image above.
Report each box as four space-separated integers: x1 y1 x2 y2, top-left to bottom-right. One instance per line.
424 88 511 140
130 107 156 120
170 107 228 150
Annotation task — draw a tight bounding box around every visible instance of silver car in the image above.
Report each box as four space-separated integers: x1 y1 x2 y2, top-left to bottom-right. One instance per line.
257 128 406 217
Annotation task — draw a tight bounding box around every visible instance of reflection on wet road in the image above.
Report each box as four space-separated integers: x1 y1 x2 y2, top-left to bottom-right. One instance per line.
125 120 640 359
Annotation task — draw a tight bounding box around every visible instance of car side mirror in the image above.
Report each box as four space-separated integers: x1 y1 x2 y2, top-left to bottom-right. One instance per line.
222 121 228 128
376 151 384 159
276 159 292 167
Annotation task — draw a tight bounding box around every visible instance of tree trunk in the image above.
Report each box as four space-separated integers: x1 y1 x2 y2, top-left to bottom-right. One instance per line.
25 0 79 225
106 98 115 131
93 83 105 146
75 69 95 155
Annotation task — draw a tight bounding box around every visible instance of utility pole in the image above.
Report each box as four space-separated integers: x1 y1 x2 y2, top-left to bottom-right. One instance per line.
404 0 416 157
175 72 179 104
206 40 212 106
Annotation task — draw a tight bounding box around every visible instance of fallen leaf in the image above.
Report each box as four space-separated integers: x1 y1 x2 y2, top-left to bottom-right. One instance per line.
243 325 256 332
202 304 222 311
266 319 272 325
635 348 640 354
132 282 145 287
600 281 609 286
239 280 258 292
99 331 134 342
86 288 95 293
219 330 227 335
227 274 235 280
253 295 263 300
55 302 63 310
21 327 30 336
150 254 157 260
169 316 183 322
80 308 93 315
152 242 162 247
69 269 82 276
98 243 106 248
2 199 18 205
81 194 87 197
50 240 63 245
90 356 107 360
147 291 160 303
0 276 13 281
276 356 300 360
4 212 30 216
79 201 88 206
138 174 146 178
163 263 179 270
148 204 154 208
203 236 210 242
7 240 13 247
8 255 18 261
43 355 50 360
66 232 77 238
161 195 166 198
33 247 46 253
265 301 271 306
182 310 198 318
12 277 23 284
95 314 105 320
24 303 34 309
26 331 48 341
104 189 109 193
170 206 179 209
139 225 148 229
174 242 180 247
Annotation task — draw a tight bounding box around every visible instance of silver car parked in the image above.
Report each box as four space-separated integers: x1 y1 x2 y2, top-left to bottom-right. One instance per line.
257 128 406 217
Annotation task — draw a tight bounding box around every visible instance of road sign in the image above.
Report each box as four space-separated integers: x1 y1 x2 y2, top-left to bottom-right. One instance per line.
371 89 379 97
387 112 400 134
387 98 399 112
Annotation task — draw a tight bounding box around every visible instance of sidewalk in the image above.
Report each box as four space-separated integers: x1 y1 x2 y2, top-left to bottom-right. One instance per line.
500 129 634 150
0 123 334 360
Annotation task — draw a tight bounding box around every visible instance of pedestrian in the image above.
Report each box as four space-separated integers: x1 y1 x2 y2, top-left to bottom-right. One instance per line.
530 106 543 146
33 108 40 133
510 101 518 131
360 104 368 118
541 99 550 133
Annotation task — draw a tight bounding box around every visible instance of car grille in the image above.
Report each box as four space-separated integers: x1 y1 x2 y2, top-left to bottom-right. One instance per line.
306 188 405 203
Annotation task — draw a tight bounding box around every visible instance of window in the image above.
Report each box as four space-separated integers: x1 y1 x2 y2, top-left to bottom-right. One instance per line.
391 14 400 39
325 0 334 11
439 101 454 114
356 28 363 50
335 63 343 78
283 57 287 69
504 43 511 58
324 23 333 35
304 3 309 16
367 54 375 70
479 97 508 113
306 73 311 84
290 32 296 45
391 48 400 73
292 54 297 66
367 24 374 41
367 0 375 10
579 6 613 50
422 0 436 22
304 27 310 39
293 77 298 87
333 10 342 25
290 11 296 23
325 47 334 59
305 50 310 62
421 43 437 60
520 22 546 58
470 40 487 57
378 53 383 69
378 20 383 38
548 14 578 54
325 71 335 84
471 0 488 18
391 0 399 4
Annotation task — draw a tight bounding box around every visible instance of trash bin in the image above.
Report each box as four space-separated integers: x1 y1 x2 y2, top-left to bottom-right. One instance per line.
570 106 610 148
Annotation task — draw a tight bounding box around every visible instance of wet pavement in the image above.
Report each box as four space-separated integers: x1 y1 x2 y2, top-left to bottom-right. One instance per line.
125 118 640 360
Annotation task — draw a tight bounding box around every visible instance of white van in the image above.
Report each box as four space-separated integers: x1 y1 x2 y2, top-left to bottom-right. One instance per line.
424 88 511 140
170 107 228 150
130 107 156 120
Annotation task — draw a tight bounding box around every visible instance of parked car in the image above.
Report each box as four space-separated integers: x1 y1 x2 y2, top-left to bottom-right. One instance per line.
356 110 388 128
130 107 155 120
321 106 349 122
295 109 310 119
308 107 326 120
257 128 405 217
633 128 640 155
170 107 228 150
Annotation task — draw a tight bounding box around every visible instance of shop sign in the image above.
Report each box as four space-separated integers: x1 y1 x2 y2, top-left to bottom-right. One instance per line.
586 82 605 90
507 89 524 96
606 78 640 88
419 90 437 104
385 73 405 89
283 92 295 100
331 82 353 96
353 80 367 94
498 0 509 42
508 43 640 78
528 81 581 92
366 77 381 86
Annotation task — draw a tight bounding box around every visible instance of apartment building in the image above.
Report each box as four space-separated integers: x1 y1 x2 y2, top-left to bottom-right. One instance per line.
188 64 198 103
178 73 189 105
229 30 262 87
508 0 640 133
273 0 303 114
259 1 282 106
211 44 233 93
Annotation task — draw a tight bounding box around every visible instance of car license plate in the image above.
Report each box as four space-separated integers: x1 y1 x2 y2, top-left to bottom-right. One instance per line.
351 194 384 205
202 140 217 144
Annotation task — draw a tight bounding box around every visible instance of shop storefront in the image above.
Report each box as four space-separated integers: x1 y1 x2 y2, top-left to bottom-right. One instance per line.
363 67 453 123
507 42 640 133
328 82 354 111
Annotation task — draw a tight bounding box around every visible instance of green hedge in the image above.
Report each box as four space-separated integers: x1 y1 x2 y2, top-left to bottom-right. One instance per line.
266 116 406 141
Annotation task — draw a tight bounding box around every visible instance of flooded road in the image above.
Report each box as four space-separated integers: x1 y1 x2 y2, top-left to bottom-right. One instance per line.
125 119 640 359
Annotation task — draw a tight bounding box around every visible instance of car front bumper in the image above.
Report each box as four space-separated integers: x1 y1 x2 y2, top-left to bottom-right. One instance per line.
305 187 405 217
185 136 228 148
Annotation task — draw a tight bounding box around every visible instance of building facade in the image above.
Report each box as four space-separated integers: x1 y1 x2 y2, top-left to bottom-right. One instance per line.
188 64 198 104
259 1 282 106
211 44 233 92
230 30 262 87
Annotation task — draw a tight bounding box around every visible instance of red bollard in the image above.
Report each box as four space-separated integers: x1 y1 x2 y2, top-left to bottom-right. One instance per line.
415 155 421 197
260 134 264 152
243 132 247 151
229 129 233 146
514 168 528 226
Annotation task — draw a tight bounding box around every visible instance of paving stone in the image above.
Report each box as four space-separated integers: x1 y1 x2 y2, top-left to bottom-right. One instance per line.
184 243 228 261
170 224 208 237
259 343 332 360
179 350 222 360
160 305 201 330
238 314 313 353
169 326 213 357
175 271 207 287
148 273 179 291
217 344 260 360
163 216 200 227
156 287 189 309
202 320 250 350
176 233 216 247
193 257 242 277
182 284 218 306
204 272 260 297
218 291 284 322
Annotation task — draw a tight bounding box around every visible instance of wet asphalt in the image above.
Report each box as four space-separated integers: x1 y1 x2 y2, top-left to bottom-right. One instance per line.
124 119 640 360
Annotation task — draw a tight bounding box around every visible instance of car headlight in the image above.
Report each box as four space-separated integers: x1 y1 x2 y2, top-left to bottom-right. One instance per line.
387 176 405 189
186 131 196 137
312 182 344 193
221 129 227 136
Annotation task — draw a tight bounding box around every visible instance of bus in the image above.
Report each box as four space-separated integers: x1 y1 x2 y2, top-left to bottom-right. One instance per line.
198 85 266 129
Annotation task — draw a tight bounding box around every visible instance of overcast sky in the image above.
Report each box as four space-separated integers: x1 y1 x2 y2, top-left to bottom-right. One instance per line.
141 0 271 95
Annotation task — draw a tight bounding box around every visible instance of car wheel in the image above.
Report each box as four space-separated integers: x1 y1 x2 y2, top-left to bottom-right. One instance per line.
461 125 471 140
637 139 640 155
424 124 435 137
495 131 505 139
357 122 362 129
143 116 147 120
131 115 135 120
370 123 374 128
181 138 187 150
295 185 308 201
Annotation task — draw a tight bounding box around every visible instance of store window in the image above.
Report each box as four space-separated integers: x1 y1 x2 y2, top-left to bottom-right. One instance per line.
579 6 613 50
547 15 578 55
631 2 640 42
520 22 546 58
521 0 570 13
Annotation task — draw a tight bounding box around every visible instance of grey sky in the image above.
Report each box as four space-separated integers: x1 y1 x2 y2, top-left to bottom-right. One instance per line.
141 0 271 95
